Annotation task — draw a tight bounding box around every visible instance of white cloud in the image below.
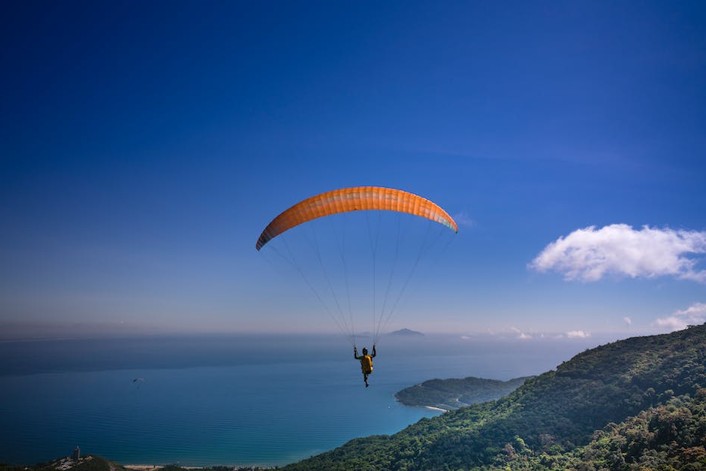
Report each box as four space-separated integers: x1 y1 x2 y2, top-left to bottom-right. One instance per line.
510 326 532 340
624 316 632 326
566 330 591 338
654 302 706 332
529 224 706 283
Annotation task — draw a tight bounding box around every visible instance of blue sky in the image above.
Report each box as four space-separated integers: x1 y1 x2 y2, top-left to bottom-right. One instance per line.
2 1 705 340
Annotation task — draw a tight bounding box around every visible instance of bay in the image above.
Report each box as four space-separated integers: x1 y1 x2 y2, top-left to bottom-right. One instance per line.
0 334 601 467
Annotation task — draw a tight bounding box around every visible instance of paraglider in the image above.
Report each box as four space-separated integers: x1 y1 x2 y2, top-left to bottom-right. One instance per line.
256 186 457 386
354 345 377 387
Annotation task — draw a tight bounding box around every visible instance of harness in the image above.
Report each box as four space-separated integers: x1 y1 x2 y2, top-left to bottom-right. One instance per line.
361 355 373 374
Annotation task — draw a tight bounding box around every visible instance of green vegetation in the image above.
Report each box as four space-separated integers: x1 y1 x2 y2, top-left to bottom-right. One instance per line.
396 376 531 411
284 324 706 470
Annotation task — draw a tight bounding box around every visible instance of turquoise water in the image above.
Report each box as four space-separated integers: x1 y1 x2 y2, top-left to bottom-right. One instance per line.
0 334 600 467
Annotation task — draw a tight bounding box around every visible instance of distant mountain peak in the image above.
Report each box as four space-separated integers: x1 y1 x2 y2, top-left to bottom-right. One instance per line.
388 328 424 337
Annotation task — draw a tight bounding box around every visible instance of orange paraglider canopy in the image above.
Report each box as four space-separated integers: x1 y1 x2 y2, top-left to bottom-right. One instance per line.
256 186 458 250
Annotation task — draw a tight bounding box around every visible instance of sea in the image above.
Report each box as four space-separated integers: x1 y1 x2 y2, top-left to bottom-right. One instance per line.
0 333 605 467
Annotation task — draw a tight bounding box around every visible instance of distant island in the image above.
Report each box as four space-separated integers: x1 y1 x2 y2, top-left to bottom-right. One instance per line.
387 328 424 337
396 376 531 411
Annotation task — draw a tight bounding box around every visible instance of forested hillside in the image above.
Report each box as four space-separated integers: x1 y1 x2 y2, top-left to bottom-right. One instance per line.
284 324 706 470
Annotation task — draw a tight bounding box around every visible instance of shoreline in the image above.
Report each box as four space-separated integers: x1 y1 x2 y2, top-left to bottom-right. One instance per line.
424 405 449 413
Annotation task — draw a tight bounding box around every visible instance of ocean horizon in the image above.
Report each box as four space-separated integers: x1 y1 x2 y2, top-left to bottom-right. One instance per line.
0 333 607 467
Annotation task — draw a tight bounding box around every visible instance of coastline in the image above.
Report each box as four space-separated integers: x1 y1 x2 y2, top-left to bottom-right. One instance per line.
424 405 449 413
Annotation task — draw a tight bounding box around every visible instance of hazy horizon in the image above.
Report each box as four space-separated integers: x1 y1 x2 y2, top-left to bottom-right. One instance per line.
0 319 641 344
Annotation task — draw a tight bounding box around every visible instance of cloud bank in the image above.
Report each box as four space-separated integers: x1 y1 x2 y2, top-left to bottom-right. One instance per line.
511 326 532 340
530 224 706 282
655 303 706 332
508 327 592 340
566 330 591 339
